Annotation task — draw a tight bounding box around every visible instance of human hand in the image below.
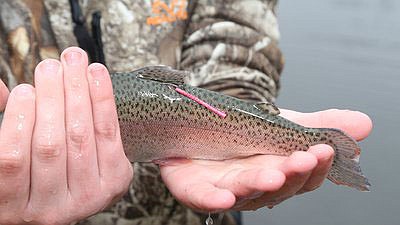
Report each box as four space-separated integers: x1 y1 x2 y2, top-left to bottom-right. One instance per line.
160 109 372 211
0 47 132 224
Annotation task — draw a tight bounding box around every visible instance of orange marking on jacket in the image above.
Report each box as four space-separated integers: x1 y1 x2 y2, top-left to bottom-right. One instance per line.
147 0 188 25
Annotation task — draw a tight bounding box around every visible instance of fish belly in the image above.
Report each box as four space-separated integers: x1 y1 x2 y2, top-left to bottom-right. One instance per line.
119 120 291 162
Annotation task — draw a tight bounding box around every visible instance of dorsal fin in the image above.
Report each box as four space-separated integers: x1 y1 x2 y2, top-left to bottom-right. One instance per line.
254 102 280 115
134 66 189 85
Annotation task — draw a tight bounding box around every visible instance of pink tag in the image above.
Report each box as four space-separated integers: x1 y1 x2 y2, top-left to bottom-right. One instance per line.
175 87 227 118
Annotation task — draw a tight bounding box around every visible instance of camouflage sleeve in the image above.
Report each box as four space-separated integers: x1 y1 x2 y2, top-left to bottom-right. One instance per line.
180 0 284 103
0 0 60 88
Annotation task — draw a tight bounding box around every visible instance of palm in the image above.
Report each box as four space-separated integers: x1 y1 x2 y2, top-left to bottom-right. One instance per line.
160 109 372 211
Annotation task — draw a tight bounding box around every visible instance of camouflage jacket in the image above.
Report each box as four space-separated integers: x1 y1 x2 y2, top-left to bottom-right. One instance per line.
0 0 284 224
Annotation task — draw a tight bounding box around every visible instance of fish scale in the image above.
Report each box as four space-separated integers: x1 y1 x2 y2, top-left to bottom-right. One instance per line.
110 66 370 191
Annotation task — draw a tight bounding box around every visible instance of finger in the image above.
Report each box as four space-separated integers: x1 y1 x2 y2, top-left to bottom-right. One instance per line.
173 181 235 212
216 168 285 198
0 85 35 213
274 151 317 199
86 63 132 185
234 151 317 210
61 47 99 196
0 79 9 112
297 144 334 194
160 165 235 211
280 109 372 141
30 59 68 208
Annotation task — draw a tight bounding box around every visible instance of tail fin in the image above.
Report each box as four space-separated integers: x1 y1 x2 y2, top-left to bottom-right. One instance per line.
319 128 370 191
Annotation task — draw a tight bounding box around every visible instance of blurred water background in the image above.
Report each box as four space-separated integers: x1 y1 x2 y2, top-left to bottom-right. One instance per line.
243 0 400 224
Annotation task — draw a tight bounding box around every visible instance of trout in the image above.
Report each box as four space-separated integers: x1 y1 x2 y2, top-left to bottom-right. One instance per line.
0 66 369 191
113 66 369 191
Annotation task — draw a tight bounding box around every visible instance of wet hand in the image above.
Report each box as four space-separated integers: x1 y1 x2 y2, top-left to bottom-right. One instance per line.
0 47 132 224
160 109 372 211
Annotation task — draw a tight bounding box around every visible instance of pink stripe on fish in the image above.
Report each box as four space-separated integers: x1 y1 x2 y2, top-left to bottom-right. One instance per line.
175 87 227 118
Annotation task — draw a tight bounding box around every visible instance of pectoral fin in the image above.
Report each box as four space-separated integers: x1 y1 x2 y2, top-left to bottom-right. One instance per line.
134 66 190 85
254 102 280 115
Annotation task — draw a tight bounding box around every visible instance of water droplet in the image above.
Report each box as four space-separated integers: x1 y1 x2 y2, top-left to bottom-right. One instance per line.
205 212 213 225
71 77 81 88
22 208 34 222
17 114 25 130
74 152 83 159
22 216 33 223
12 150 20 156
72 121 80 129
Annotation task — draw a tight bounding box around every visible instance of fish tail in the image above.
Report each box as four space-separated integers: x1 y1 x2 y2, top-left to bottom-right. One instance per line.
318 128 370 191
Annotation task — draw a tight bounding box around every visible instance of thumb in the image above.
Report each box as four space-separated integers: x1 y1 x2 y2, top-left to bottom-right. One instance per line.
279 109 372 141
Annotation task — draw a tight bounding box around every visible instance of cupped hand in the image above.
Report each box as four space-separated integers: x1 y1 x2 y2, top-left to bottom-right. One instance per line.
160 109 372 211
0 47 132 224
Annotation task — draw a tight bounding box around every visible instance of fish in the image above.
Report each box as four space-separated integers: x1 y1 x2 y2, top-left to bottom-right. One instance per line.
112 66 370 191
0 66 369 191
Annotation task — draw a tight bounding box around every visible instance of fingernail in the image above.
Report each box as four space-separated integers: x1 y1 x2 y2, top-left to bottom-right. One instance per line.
40 59 60 74
89 65 106 87
64 51 82 65
15 85 33 96
90 65 105 78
